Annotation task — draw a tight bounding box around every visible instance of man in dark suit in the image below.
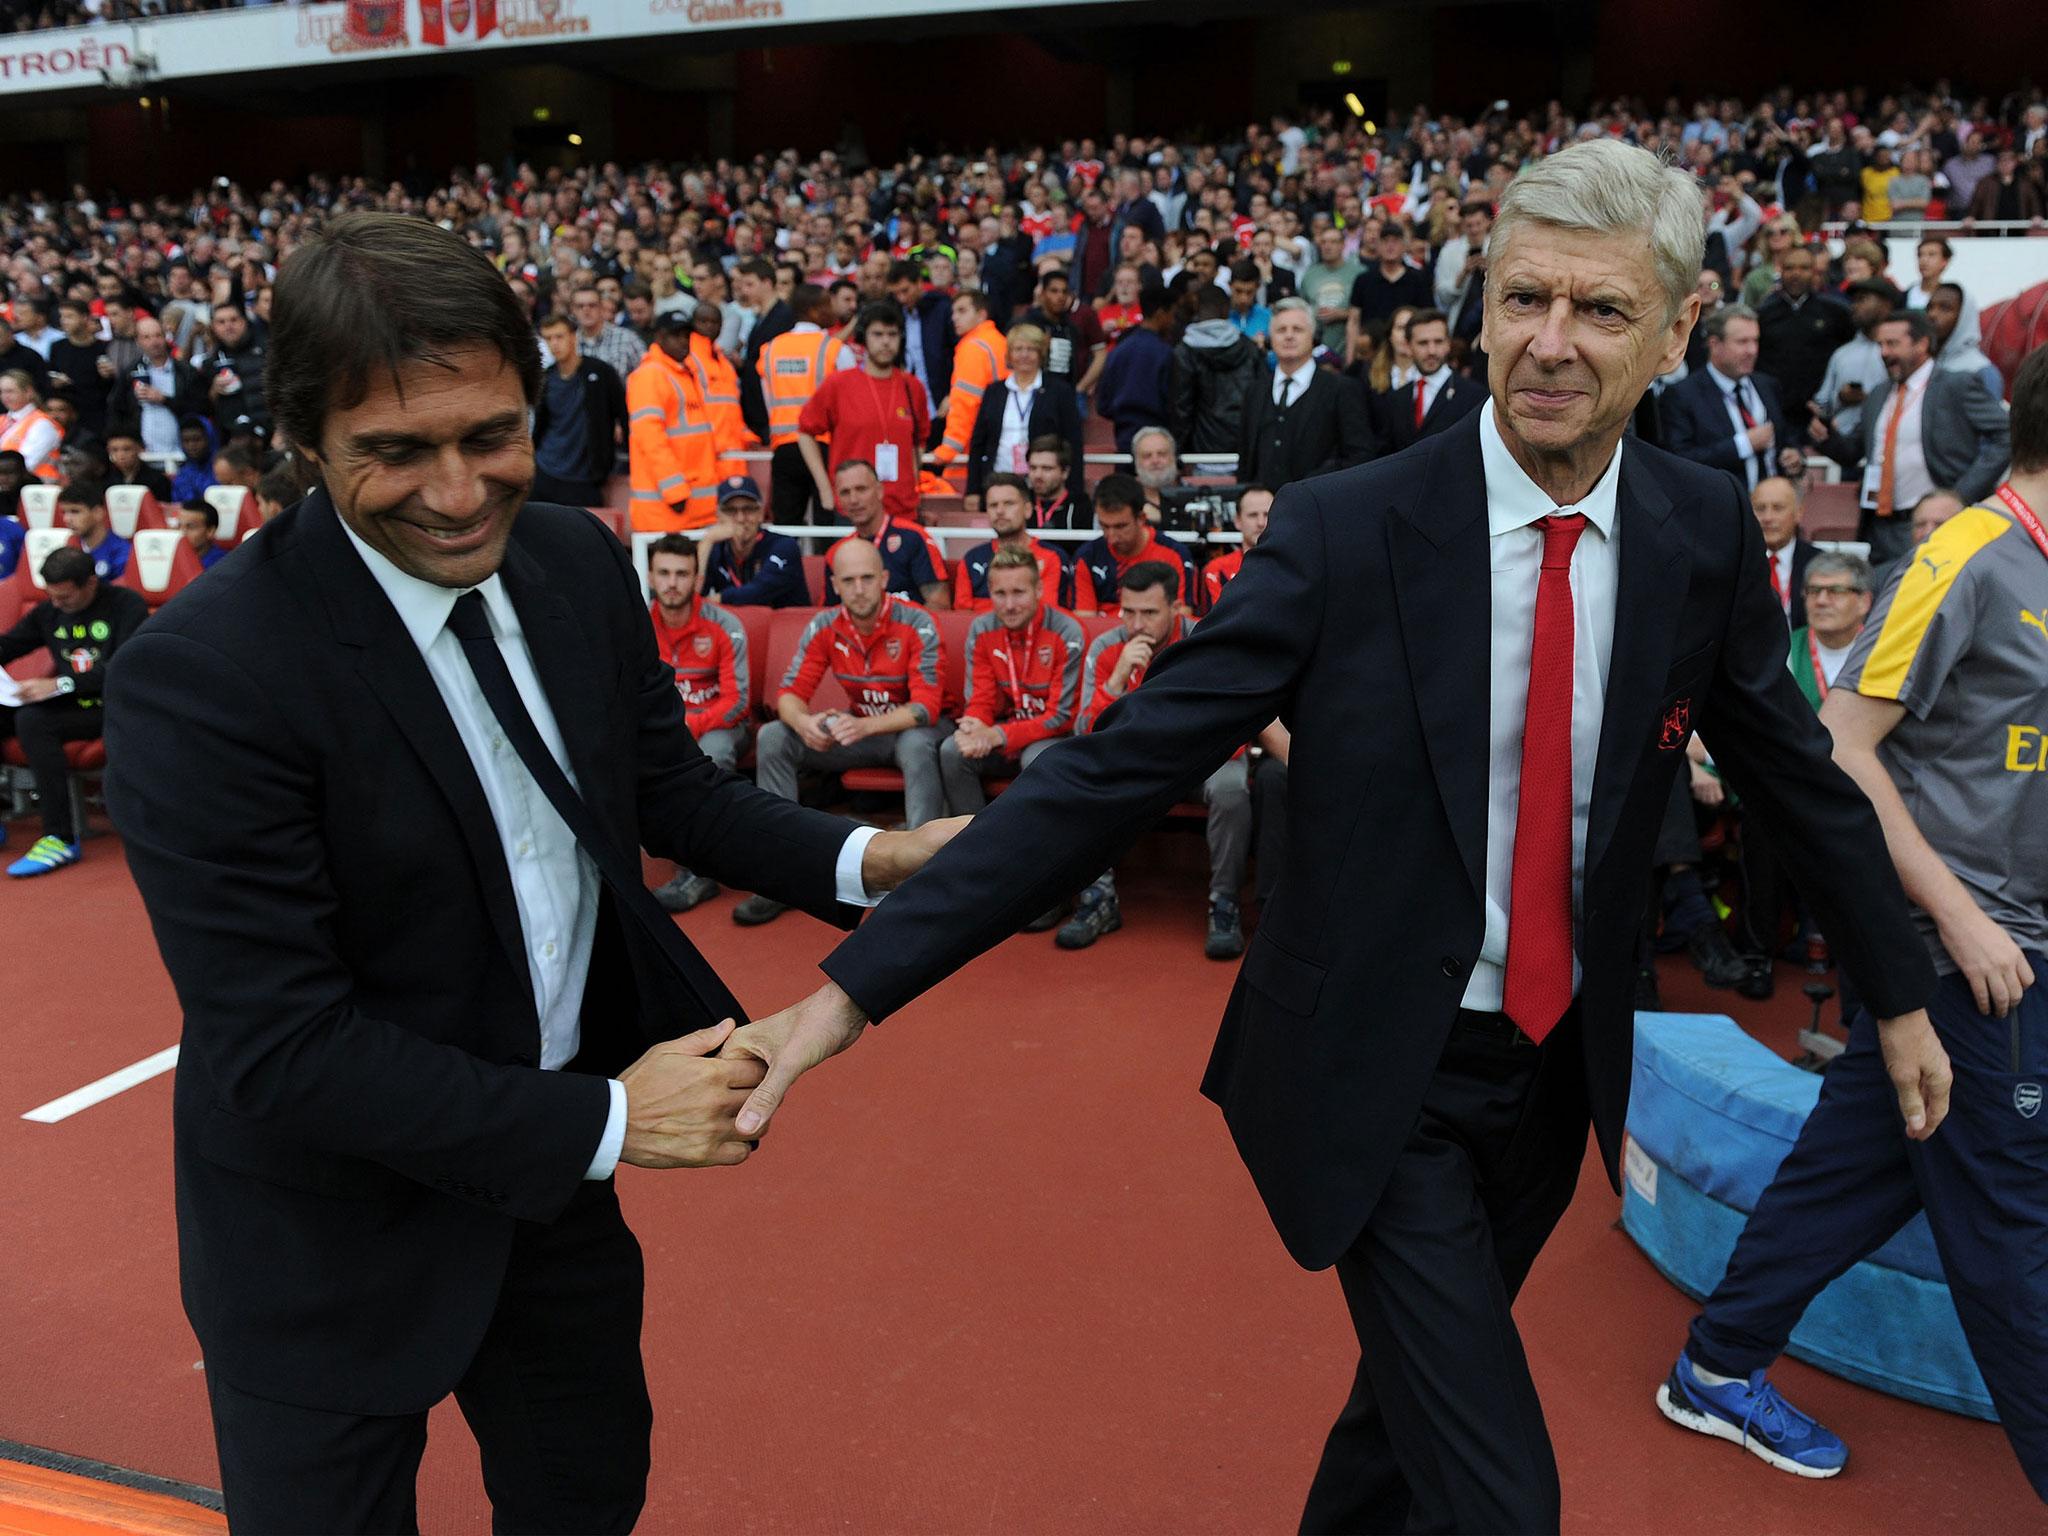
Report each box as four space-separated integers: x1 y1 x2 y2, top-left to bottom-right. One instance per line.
104 215 958 1534
888 259 954 435
1371 307 1486 457
1237 297 1373 490
1661 304 1809 492
1751 473 1820 631
1818 308 2010 565
531 311 629 505
719 141 1948 1533
736 256 794 444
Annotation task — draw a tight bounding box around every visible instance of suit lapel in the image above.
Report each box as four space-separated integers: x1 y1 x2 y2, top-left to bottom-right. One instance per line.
1586 450 1692 879
297 491 537 1017
1388 412 1490 901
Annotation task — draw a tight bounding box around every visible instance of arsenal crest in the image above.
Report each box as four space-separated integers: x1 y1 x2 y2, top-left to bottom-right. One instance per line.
692 634 713 657
1658 698 1692 750
2018 1083 2042 1120
884 637 902 659
887 534 903 553
1035 645 1053 665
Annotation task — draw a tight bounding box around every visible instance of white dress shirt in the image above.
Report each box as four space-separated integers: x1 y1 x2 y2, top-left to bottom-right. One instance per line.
1415 365 1452 420
1767 540 1796 618
1271 359 1316 406
1706 363 1765 490
1883 359 1937 511
1465 404 1624 1012
997 374 1040 472
341 522 880 1182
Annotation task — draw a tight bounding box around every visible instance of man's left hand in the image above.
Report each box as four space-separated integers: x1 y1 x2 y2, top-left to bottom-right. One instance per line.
1777 446 1806 475
826 713 871 747
1876 1009 1952 1140
13 677 60 703
721 980 870 1138
860 814 970 894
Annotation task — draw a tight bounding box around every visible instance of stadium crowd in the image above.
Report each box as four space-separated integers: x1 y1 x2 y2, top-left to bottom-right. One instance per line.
1 83 2041 980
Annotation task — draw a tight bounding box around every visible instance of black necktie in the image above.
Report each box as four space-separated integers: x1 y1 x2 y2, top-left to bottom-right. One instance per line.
1278 374 1296 411
446 590 746 1031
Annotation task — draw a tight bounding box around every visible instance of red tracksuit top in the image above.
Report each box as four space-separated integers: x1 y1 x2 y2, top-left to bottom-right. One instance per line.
779 598 944 721
961 603 1088 752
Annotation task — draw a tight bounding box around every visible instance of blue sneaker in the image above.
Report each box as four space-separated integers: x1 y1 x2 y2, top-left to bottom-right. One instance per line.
7 835 80 878
1657 1350 1846 1478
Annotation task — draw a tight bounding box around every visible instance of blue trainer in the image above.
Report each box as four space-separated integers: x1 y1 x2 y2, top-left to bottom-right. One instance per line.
1656 1350 1847 1478
7 835 80 878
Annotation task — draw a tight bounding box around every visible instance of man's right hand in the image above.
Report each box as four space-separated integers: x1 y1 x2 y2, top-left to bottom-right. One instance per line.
795 711 836 752
816 486 836 514
1876 1010 1952 1140
617 1019 767 1168
1937 904 2038 1017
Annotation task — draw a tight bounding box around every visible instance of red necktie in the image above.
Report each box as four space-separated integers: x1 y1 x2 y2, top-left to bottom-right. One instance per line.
1503 513 1587 1044
1414 378 1427 428
1730 383 1756 429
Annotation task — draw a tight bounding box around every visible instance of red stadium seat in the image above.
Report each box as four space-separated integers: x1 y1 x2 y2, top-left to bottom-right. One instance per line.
18 485 60 529
731 602 774 717
922 496 971 525
586 504 630 541
801 554 829 604
760 607 850 718
2 735 105 840
204 485 260 545
932 606 974 715
119 530 203 607
106 485 167 539
1802 482 1861 541
16 528 72 592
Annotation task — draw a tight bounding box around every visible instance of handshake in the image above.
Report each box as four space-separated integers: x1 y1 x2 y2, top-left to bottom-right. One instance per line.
614 816 967 1169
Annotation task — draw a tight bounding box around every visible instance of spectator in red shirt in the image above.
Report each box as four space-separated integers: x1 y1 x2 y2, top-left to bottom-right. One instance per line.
1198 483 1273 612
1055 559 1251 960
736 538 949 924
797 302 930 525
940 544 1086 819
825 458 950 607
643 533 754 912
952 473 1065 611
1070 473 1195 613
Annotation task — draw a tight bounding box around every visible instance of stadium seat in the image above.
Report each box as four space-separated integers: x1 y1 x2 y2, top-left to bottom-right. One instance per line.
932 606 974 716
732 603 774 716
105 485 167 539
1801 481 1861 540
586 504 630 541
19 527 71 590
801 554 829 604
2 735 106 842
630 531 661 596
19 484 60 529
205 484 258 543
120 529 202 607
759 607 849 718
923 496 971 525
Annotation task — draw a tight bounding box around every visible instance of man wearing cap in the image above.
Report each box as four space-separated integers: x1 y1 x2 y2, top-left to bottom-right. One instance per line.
626 310 719 532
700 476 810 607
1814 278 1898 438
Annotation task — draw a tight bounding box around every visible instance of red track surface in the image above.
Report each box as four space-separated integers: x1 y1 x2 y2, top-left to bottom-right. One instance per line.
4 823 2043 1533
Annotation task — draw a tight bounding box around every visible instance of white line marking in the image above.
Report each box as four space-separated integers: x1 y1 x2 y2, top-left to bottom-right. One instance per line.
22 1044 180 1123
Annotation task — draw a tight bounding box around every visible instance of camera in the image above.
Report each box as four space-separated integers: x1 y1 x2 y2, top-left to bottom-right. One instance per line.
1157 484 1248 539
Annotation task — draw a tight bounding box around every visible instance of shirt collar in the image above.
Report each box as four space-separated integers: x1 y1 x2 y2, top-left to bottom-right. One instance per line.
791 321 823 334
339 516 522 658
1005 373 1039 397
1903 358 1935 393
1705 362 1745 394
1419 365 1451 387
1479 401 1621 541
1276 358 1315 387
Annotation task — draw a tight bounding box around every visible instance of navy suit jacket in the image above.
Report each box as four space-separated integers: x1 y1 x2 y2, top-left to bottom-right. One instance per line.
821 408 1933 1270
1661 366 1796 486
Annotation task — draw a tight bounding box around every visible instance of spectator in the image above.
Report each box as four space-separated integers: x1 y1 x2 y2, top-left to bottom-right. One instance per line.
736 537 948 925
1819 310 2011 565
1927 282 2005 397
1432 200 1494 338
0 319 51 401
10 298 58 362
1093 284 1176 456
1370 307 1484 457
735 255 795 441
58 478 128 581
827 278 861 332
1860 146 1901 223
1888 146 1936 221
1345 219 1433 363
700 475 808 607
1910 486 1966 545
798 301 931 525
1754 245 1854 421
931 287 1008 474
1237 298 1372 490
941 543 1087 823
169 417 218 503
1069 473 1194 613
107 315 201 461
1225 261 1272 346
255 464 303 523
1199 481 1272 613
1751 474 1820 630
0 450 26 527
104 428 173 502
887 260 954 418
1298 224 1362 357
1814 278 1898 437
1019 267 1107 402
177 498 230 570
1904 237 1955 312
0 544 149 878
1663 304 1806 491
951 473 1064 611
1025 434 1092 532
0 369 61 482
826 458 949 607
1130 426 1184 522
1808 119 1865 217
530 312 628 507
1072 187 1117 300
1738 214 1804 309
44 299 110 441
1967 146 2044 222
1109 168 1167 267
1055 559 1250 960
643 533 752 913
1244 227 1298 308
189 303 270 440
212 441 262 497
569 282 645 379
1170 284 1264 457
627 310 719 533
1943 130 1998 210
964 321 1083 509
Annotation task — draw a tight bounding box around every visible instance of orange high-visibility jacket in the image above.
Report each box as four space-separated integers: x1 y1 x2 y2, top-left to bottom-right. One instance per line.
627 345 719 532
689 332 752 480
0 406 61 480
757 327 854 449
931 318 1007 465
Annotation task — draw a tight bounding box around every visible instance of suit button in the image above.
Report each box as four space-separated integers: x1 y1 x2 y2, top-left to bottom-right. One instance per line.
1441 956 1465 978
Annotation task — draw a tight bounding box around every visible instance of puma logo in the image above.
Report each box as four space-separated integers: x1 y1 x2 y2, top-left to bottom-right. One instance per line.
1920 554 1951 580
2022 609 2048 643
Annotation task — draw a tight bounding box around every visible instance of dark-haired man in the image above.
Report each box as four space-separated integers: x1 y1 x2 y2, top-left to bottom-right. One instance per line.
176 499 229 570
885 260 953 414
1025 435 1092 531
532 312 629 507
1069 474 1195 613
1 544 148 876
1020 267 1107 400
797 302 930 525
105 428 174 502
951 473 1064 611
59 478 130 581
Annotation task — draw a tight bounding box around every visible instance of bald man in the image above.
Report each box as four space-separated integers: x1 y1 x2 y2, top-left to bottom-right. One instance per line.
1752 474 1819 630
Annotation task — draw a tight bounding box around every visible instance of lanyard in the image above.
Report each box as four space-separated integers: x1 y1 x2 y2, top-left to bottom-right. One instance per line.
1995 484 2048 565
1807 628 1829 702
993 611 1043 693
1006 383 1037 436
861 368 905 429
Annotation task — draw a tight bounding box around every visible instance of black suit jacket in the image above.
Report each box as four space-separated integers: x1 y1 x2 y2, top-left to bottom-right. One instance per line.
1235 365 1374 490
1371 371 1486 457
963 376 1086 501
106 356 207 444
740 299 797 441
105 494 859 1415
530 353 629 484
820 408 1932 1270
1661 366 1796 486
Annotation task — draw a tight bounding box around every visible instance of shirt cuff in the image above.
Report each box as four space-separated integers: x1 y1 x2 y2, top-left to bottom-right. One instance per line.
1733 430 1758 462
583 1078 628 1181
835 823 883 908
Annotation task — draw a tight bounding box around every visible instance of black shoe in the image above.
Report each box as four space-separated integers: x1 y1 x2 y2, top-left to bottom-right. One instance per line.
1736 957 1776 1000
653 871 720 913
1021 902 1066 934
732 894 789 927
1687 922 1749 989
1635 963 1663 1011
1205 897 1245 960
1055 888 1121 949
